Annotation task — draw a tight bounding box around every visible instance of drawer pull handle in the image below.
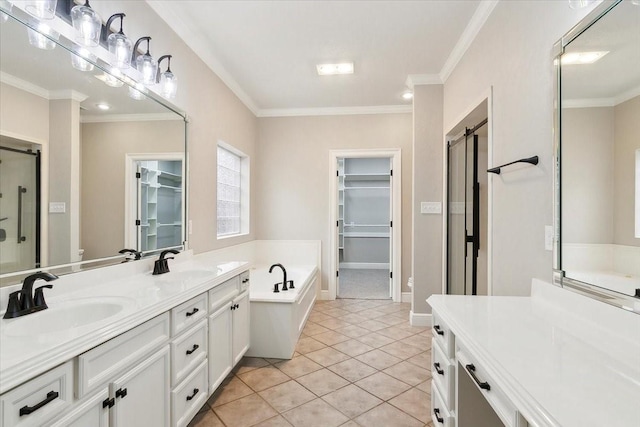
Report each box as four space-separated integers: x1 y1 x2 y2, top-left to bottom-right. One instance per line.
465 364 491 391
186 344 199 355
433 325 444 336
102 397 115 409
242 278 249 283
115 388 128 399
433 362 445 375
433 408 444 423
186 308 199 317
186 388 199 401
19 390 59 416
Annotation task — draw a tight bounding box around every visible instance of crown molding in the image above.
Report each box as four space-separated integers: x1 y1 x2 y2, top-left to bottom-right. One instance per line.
563 86 640 109
0 72 49 99
257 105 412 118
81 113 184 123
49 90 89 102
405 74 442 89
615 85 640 105
145 1 259 116
439 0 499 83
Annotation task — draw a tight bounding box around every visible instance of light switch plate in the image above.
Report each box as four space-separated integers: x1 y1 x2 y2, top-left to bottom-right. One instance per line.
421 202 442 214
49 202 66 213
545 225 554 251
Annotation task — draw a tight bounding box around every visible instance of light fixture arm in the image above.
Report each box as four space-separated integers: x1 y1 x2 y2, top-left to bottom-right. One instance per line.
103 12 125 44
132 36 151 62
156 54 172 83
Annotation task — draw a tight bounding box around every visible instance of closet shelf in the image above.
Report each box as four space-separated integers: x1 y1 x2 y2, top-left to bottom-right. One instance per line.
344 173 390 181
344 186 390 190
344 223 389 227
158 171 182 182
344 232 390 238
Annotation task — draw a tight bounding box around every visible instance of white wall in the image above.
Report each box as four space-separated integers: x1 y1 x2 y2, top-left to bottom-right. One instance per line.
255 114 413 293
442 1 595 296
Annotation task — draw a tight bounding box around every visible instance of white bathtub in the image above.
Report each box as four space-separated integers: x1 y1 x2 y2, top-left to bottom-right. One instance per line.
245 265 318 359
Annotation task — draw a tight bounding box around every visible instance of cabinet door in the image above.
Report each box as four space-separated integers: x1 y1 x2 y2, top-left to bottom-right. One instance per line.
232 291 250 365
110 346 170 427
208 303 233 394
50 388 110 427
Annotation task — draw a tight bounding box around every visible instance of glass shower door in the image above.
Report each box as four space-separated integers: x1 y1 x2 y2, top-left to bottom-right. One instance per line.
448 140 467 295
0 147 39 274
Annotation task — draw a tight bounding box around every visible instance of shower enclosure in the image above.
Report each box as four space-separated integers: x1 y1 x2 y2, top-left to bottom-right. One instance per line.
0 146 40 274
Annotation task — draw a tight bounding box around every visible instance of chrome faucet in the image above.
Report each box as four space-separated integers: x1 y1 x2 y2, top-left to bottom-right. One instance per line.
153 249 180 275
269 263 294 293
3 272 58 319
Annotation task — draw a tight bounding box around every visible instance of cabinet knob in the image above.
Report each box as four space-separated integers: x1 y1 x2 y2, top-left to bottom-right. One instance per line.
115 388 128 399
102 397 115 409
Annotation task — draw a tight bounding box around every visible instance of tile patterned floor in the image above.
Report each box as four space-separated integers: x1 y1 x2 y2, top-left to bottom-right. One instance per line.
189 298 435 427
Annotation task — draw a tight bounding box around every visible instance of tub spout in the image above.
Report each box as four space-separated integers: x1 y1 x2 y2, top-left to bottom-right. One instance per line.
269 263 287 292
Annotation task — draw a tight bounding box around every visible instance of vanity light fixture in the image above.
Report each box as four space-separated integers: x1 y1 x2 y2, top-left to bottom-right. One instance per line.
96 102 110 111
157 55 177 99
27 23 59 50
402 91 414 100
70 47 96 71
24 0 57 20
95 68 124 88
71 0 101 47
561 51 608 65
0 0 12 23
106 13 132 69
128 82 147 100
568 0 597 8
316 62 354 76
132 36 157 86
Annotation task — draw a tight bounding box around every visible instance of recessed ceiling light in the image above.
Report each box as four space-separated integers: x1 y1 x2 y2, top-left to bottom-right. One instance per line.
316 62 354 76
561 51 609 65
402 91 413 100
96 103 110 111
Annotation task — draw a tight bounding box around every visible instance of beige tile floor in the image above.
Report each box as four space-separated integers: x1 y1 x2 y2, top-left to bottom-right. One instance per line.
189 298 435 427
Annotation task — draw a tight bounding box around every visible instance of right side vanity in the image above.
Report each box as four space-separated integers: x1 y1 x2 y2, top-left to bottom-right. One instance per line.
429 1 640 426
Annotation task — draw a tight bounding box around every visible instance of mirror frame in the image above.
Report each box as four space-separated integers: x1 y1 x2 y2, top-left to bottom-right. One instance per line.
0 3 189 282
552 0 639 314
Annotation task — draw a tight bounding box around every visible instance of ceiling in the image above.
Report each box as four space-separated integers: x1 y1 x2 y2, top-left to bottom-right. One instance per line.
148 0 492 116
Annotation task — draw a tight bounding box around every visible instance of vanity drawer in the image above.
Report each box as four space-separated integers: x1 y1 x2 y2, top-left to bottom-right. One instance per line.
172 293 208 337
239 270 250 292
457 347 519 427
431 382 454 427
431 338 454 409
77 313 170 398
432 310 455 359
171 319 208 386
171 360 208 427
1 361 73 427
208 276 239 313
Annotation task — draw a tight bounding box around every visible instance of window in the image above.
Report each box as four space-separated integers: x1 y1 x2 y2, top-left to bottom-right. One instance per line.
217 143 249 237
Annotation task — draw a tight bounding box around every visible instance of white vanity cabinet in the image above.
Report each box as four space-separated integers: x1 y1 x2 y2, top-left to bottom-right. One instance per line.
232 290 250 365
208 303 233 395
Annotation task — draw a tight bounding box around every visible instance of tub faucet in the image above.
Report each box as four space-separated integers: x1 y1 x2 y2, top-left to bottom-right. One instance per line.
269 263 293 292
3 272 58 319
153 249 180 275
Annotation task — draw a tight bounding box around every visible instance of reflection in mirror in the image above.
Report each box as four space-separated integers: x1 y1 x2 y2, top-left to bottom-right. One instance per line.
559 0 640 303
0 6 186 285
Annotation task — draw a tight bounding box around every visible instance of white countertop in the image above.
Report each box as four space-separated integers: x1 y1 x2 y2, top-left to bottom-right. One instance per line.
0 257 249 395
428 282 640 427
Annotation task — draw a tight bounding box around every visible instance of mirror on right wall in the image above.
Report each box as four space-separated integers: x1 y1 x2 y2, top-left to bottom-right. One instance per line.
554 0 640 313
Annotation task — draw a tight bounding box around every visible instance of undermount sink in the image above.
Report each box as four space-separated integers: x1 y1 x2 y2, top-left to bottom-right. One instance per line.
2 297 131 337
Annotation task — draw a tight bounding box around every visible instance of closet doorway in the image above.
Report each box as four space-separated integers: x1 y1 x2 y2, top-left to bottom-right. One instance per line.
447 119 489 296
329 149 402 302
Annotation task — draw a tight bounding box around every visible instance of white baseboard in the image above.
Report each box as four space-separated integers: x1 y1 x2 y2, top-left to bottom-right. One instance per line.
401 292 411 303
320 290 331 300
410 311 432 327
339 263 389 270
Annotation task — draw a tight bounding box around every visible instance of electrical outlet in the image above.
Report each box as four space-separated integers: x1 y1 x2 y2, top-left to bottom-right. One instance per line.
49 202 66 213
545 225 554 251
421 202 442 214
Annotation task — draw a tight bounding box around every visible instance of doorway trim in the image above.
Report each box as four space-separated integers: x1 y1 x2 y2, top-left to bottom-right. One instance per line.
329 148 402 302
442 88 493 296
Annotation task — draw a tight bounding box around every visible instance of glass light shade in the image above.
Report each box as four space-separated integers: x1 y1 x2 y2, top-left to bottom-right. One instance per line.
27 23 58 50
70 48 96 72
568 0 596 9
108 32 132 69
1 0 13 23
128 83 147 100
24 0 57 20
71 3 101 47
136 53 157 85
160 70 178 99
103 68 124 88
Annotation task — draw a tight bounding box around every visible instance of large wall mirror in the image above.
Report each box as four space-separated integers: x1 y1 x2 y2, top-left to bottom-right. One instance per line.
0 4 187 286
554 0 639 313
